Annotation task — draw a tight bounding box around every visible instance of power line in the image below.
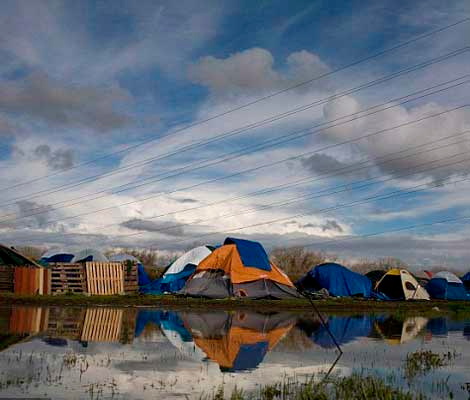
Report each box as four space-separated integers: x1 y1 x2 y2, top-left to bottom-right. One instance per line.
1 17 468 193
170 164 470 246
1 73 468 217
114 147 470 241
5 130 470 245
2 47 468 208
5 126 470 229
1 99 466 233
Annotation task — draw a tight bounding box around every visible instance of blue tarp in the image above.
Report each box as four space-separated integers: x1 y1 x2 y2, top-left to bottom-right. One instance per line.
224 237 272 271
39 253 74 264
137 263 151 287
141 264 196 294
426 278 469 300
463 272 470 292
296 262 373 298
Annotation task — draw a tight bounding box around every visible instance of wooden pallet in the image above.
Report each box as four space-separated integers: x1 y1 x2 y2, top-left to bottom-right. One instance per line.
86 262 124 295
123 263 138 295
0 266 14 293
50 263 86 295
81 308 123 342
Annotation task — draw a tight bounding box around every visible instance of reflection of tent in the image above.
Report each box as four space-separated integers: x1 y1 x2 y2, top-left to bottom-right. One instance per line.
365 270 386 288
40 248 75 264
0 244 39 267
142 246 213 294
298 316 373 348
296 263 372 297
71 248 108 263
425 271 469 300
374 316 428 344
375 269 429 300
182 311 294 372
426 317 467 337
180 238 300 299
109 253 150 287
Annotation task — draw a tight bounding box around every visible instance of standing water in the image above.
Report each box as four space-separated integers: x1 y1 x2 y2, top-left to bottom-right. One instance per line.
0 305 468 399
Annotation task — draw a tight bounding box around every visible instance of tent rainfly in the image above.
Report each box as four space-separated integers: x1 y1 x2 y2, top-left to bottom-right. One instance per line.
180 237 301 299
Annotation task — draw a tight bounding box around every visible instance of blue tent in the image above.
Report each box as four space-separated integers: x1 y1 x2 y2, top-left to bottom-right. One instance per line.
425 271 469 301
296 262 372 298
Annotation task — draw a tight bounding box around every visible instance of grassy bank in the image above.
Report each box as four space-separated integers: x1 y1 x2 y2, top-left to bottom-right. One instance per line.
1 293 470 316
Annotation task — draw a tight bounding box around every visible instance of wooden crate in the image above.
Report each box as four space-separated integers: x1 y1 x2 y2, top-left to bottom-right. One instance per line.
14 267 50 295
81 308 123 342
50 263 86 295
122 263 138 295
0 266 14 292
85 262 124 295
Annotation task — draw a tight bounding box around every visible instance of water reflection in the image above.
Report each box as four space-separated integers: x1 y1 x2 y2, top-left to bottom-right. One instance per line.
1 306 470 399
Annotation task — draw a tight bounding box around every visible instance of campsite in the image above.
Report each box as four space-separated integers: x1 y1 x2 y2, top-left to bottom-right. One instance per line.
1 1 470 398
1 238 470 398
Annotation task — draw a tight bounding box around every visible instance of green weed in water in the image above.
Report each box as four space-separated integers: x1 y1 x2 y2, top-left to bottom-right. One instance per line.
404 350 456 380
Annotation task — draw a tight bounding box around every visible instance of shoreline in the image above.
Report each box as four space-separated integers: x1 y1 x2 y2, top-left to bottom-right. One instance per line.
1 293 470 316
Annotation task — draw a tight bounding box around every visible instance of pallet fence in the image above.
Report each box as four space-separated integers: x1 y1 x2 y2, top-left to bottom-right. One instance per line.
86 262 124 295
123 263 138 294
0 266 14 292
50 263 86 295
14 267 50 295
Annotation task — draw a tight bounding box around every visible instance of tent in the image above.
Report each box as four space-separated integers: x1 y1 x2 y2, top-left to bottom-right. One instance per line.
0 245 39 267
39 248 75 264
375 269 430 300
180 237 300 299
462 272 470 292
181 310 295 372
365 270 386 288
141 246 213 294
71 248 108 263
109 253 151 287
298 315 373 348
425 271 469 301
374 316 428 344
296 262 372 298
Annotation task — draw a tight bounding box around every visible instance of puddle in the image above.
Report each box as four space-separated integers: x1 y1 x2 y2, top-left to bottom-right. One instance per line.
0 305 469 399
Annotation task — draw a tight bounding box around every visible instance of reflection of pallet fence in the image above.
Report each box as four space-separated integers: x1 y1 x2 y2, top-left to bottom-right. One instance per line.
9 307 49 334
86 262 124 295
47 308 86 339
50 264 86 295
81 308 123 342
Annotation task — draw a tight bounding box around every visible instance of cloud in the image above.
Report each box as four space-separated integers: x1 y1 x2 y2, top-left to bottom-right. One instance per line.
0 116 18 137
188 48 330 98
320 97 470 183
33 144 74 171
0 72 132 132
120 218 184 237
13 200 54 229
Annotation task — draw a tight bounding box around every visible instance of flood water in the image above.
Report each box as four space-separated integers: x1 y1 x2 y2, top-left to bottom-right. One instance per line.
0 306 469 399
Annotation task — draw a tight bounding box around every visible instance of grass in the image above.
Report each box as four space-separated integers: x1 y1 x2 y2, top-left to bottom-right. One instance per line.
1 293 470 316
202 373 428 400
404 350 456 380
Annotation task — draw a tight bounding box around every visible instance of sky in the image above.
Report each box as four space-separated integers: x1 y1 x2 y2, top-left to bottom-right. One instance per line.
0 0 470 268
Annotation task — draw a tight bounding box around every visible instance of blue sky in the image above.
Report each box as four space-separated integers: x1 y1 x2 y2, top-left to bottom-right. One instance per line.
0 0 469 268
